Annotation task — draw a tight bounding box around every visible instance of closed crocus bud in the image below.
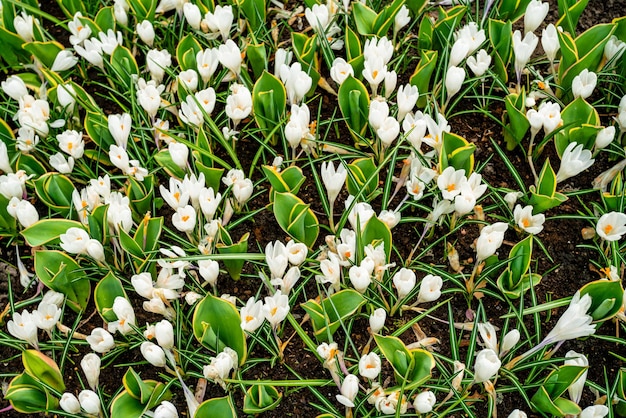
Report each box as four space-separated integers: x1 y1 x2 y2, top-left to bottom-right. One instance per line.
513 30 538 81
78 389 101 415
541 24 559 64
2 75 28 100
413 391 436 414
108 113 131 150
218 39 242 77
155 319 174 350
51 50 78 71
141 341 167 367
349 265 372 293
417 274 443 303
572 69 597 100
60 392 81 414
377 116 400 148
564 350 588 405
359 352 381 380
595 126 615 149
137 20 155 46
473 348 501 383
183 3 202 30
16 199 39 228
445 66 465 101
396 84 419 122
81 353 101 391
393 268 416 300
507 409 528 418
178 69 199 92
524 0 549 34
500 329 521 354
168 141 189 170
384 70 397 98
320 161 347 207
86 327 115 353
393 5 410 38
369 308 386 334
199 259 220 285
155 401 179 418
336 374 359 407
86 239 105 262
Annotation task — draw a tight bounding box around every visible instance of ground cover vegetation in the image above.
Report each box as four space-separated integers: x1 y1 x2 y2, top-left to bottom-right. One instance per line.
1 0 626 417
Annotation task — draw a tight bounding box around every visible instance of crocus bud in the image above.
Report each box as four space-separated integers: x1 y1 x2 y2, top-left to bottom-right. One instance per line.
524 0 549 34
507 410 528 418
336 374 359 407
60 392 81 414
369 308 386 334
473 348 501 383
81 353 101 391
445 66 465 100
572 69 597 100
417 274 443 303
137 20 155 46
155 319 174 350
2 75 28 100
500 329 521 354
78 389 101 415
595 126 615 149
393 268 416 299
155 401 179 418
141 341 167 367
413 391 436 414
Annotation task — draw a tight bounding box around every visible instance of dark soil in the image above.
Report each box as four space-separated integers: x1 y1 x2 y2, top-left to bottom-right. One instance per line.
1 1 626 418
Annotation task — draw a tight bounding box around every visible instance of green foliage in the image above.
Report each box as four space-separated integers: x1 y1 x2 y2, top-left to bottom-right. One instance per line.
374 334 436 390
338 75 370 144
301 289 366 342
578 279 624 322
554 97 601 157
243 384 282 414
193 294 248 365
21 219 84 247
273 192 319 248
34 250 90 312
95 273 128 322
346 157 379 198
195 396 237 418
439 131 476 174
503 90 530 151
556 0 590 35
216 225 249 281
252 71 286 145
352 0 405 37
488 19 513 84
409 50 438 107
111 368 172 418
262 164 306 203
530 365 586 417
497 235 542 298
528 160 568 212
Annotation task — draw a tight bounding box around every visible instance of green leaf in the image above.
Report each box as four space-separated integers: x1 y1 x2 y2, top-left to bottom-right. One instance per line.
177 34 202 71
301 290 366 341
127 0 157 21
110 45 140 89
409 50 438 107
374 334 436 389
362 216 392 263
216 231 249 281
440 131 475 174
34 250 90 312
352 2 377 35
243 385 282 414
579 279 624 321
252 71 286 145
21 219 84 247
22 41 64 68
273 192 319 248
338 75 370 141
22 350 65 392
195 396 237 418
95 273 127 322
5 373 56 414
346 157 378 197
193 294 247 365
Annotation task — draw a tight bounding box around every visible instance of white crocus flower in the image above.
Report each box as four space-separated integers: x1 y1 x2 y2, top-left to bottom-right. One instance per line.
317 253 341 292
363 36 394 65
78 390 101 415
51 50 78 71
513 30 538 84
369 308 386 334
183 3 202 29
437 166 467 200
396 84 419 122
579 405 609 418
320 161 347 208
60 393 81 414
2 75 28 100
596 211 626 241
266 241 289 280
136 79 164 117
172 205 196 233
467 49 491 77
476 222 508 262
7 310 38 349
218 39 242 78
196 48 219 84
168 142 188 170
154 401 179 418
445 65 465 101
136 20 155 46
50 152 74 174
349 265 372 293
179 95 204 127
377 115 400 148
178 69 198 92
86 327 115 353
449 38 470 67
57 130 85 159
524 0 549 34
59 227 90 254
204 5 233 40
605 35 626 62
286 240 308 266
414 391 437 414
225 83 252 128
108 297 136 335
513 204 545 234
108 113 131 150
541 24 559 65
417 274 443 303
362 56 387 96
81 353 101 391
564 350 588 405
473 348 501 383
141 341 167 367
146 49 172 83
263 290 290 328
14 12 35 41
198 259 219 286
383 70 397 98
11 198 39 228
68 12 91 46
240 298 264 333
507 409 528 418
359 352 381 380
280 62 312 105
556 142 594 183
75 38 104 68
155 319 174 350
393 5 410 38
595 126 615 150
336 374 359 407
572 69 597 100
330 58 354 86
393 268 416 300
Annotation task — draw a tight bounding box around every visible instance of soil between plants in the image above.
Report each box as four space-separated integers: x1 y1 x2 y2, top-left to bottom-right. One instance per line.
1 1 626 417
